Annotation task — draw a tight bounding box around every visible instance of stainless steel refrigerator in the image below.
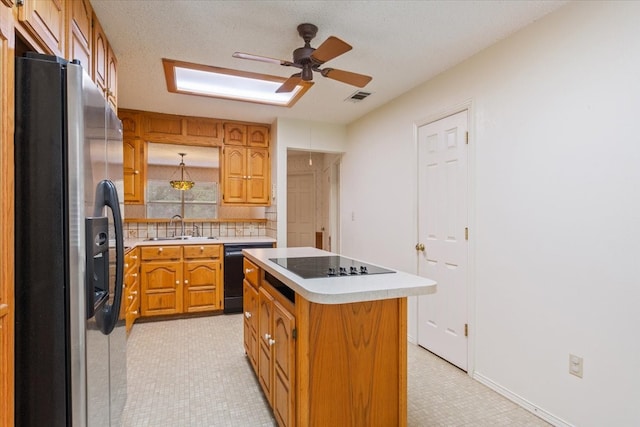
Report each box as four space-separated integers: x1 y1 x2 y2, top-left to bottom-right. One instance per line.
14 53 126 427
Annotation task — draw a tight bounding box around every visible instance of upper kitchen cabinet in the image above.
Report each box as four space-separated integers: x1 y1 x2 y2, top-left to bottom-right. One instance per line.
66 0 92 76
92 12 117 110
222 146 270 205
119 110 145 204
224 123 269 148
141 111 224 146
16 0 65 58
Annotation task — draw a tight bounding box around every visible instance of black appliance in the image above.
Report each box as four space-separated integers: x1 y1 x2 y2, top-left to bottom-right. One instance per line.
269 255 396 279
14 53 126 427
223 242 274 313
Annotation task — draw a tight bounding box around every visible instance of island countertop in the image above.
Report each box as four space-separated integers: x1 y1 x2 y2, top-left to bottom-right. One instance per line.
242 246 437 304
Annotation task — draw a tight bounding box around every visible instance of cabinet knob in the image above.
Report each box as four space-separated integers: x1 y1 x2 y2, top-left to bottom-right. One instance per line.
132 310 138 315
244 311 252 319
124 263 129 268
158 248 164 253
268 338 276 346
175 280 179 285
184 280 189 284
133 170 139 175
128 295 133 301
264 333 271 340
132 273 138 277
132 255 138 259
130 291 138 296
247 176 252 179
245 268 254 274
200 246 204 251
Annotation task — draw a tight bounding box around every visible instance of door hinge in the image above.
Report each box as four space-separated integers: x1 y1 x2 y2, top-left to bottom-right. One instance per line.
16 0 23 5
465 323 468 337
465 227 469 240
465 131 469 144
292 328 297 340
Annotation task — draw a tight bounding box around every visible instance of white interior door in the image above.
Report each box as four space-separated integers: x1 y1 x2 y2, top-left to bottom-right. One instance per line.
417 110 469 371
287 172 316 247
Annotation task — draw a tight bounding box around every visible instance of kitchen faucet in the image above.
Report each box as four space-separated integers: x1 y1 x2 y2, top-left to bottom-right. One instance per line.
169 214 184 237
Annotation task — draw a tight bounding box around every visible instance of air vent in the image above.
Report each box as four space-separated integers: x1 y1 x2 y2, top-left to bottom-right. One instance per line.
345 90 372 102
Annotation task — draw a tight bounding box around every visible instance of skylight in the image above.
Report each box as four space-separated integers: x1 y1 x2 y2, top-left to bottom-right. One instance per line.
162 58 312 107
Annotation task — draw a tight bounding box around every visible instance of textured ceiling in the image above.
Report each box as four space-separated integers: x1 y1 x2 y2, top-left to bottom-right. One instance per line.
90 0 566 125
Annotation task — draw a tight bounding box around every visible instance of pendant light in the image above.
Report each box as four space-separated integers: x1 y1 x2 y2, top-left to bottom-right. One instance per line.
169 153 195 190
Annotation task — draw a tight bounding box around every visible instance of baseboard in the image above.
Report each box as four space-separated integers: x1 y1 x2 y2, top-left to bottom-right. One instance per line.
473 372 574 427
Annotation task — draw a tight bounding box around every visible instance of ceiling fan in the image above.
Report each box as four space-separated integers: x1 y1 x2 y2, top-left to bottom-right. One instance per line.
233 23 372 93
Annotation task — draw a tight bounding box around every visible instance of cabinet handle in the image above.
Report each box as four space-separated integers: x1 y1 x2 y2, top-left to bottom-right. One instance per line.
245 268 254 274
244 311 252 319
264 333 271 340
268 338 276 346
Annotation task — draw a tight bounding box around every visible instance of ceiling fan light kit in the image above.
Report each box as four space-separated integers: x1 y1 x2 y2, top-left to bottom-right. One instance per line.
233 23 372 94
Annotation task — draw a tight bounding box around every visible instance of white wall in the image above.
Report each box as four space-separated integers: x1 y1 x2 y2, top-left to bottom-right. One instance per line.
273 118 346 245
341 2 640 426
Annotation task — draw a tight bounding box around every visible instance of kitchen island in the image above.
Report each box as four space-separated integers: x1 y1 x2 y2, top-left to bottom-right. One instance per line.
242 247 437 427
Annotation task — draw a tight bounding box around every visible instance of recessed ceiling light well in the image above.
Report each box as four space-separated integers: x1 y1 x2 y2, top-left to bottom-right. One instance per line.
162 58 313 107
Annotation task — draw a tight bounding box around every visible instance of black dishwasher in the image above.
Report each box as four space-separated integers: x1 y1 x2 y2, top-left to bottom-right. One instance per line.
223 243 274 313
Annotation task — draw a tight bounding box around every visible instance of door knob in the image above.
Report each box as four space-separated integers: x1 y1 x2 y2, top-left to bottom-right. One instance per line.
415 243 425 252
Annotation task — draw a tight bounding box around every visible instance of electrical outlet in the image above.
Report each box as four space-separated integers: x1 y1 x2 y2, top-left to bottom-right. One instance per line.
569 354 583 378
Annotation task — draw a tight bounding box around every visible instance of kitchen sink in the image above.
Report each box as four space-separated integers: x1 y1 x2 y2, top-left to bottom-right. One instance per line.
144 236 218 241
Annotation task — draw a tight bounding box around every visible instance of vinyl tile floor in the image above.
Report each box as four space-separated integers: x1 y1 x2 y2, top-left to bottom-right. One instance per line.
122 314 550 427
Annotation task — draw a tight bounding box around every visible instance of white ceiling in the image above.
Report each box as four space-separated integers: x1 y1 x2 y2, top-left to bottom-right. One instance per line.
90 0 567 126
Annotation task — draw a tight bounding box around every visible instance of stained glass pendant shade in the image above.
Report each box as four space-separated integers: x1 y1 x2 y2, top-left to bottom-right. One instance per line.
169 153 195 191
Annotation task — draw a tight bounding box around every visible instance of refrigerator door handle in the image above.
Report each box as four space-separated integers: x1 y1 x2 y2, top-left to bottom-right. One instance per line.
92 179 124 335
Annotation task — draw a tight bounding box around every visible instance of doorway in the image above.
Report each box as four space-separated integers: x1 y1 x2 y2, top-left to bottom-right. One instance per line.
416 110 469 371
286 150 341 250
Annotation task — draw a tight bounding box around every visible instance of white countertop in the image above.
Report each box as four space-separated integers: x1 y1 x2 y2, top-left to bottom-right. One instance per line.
125 236 276 248
243 247 437 305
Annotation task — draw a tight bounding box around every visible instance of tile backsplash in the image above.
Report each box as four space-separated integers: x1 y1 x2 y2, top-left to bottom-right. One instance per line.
124 220 268 239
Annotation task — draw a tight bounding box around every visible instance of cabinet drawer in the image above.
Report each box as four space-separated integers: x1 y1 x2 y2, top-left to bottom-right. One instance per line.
244 258 260 287
183 244 221 259
140 246 182 260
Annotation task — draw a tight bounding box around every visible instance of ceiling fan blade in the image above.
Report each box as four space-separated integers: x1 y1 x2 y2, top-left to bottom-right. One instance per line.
276 74 302 93
232 52 293 67
321 68 372 88
310 36 352 64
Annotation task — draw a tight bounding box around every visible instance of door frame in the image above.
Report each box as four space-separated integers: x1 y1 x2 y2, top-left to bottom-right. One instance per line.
414 100 476 376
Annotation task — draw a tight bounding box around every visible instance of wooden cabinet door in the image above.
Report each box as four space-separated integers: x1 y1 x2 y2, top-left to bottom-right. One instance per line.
140 261 183 316
247 148 270 204
106 44 118 110
248 125 269 147
123 138 144 203
92 13 107 95
18 0 65 57
243 280 260 371
272 300 296 427
222 146 247 203
183 260 221 313
258 286 274 403
224 123 247 146
67 0 92 76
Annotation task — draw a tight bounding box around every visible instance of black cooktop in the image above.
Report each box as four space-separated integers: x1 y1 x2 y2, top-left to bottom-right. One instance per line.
269 256 396 279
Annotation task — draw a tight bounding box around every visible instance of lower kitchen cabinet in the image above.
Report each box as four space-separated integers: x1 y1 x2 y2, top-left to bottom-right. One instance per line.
140 244 222 317
244 258 296 427
124 248 140 333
